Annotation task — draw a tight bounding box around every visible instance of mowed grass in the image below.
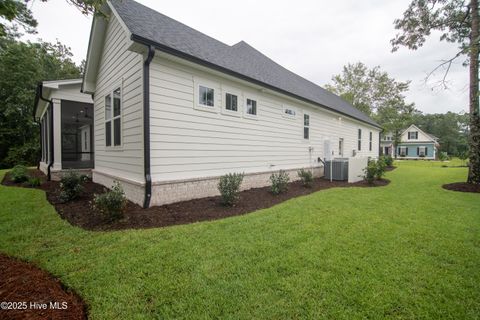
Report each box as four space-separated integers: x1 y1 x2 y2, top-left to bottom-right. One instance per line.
0 161 479 319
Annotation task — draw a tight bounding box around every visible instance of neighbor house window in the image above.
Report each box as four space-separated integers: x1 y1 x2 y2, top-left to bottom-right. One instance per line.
225 92 238 111
246 98 257 115
418 146 427 156
199 85 214 107
369 131 373 151
358 129 362 151
304 114 310 139
408 131 418 139
105 87 122 147
399 146 408 156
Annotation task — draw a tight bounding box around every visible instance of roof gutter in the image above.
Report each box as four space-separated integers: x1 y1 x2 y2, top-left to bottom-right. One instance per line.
130 34 382 130
35 83 54 181
142 45 155 208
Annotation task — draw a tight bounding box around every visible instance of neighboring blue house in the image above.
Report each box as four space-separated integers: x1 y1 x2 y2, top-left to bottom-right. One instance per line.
380 124 439 160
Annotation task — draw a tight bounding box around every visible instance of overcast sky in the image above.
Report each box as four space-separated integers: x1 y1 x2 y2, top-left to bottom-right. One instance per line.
24 0 469 114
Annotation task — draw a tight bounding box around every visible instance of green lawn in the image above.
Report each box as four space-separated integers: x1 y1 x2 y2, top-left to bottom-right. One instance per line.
0 161 479 319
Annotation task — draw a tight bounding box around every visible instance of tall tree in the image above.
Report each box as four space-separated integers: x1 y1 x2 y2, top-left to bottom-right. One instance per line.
325 62 419 156
0 35 81 167
391 0 480 184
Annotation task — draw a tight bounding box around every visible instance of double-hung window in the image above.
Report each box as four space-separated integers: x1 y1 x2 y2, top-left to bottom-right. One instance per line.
408 131 418 139
246 98 257 115
105 87 122 147
358 129 362 151
304 114 310 139
369 131 373 151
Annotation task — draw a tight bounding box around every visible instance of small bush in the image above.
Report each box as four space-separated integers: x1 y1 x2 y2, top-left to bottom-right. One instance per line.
438 151 450 161
363 161 377 184
93 181 127 221
218 173 244 206
297 168 313 188
10 165 29 183
375 157 386 180
27 177 41 187
384 155 393 167
270 170 290 195
59 171 84 202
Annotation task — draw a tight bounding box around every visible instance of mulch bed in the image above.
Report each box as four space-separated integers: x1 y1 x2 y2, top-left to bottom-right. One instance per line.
442 182 480 193
2 169 389 231
0 253 87 320
385 166 397 172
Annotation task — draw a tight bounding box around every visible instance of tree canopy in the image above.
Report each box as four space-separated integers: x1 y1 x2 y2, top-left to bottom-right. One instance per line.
0 35 82 168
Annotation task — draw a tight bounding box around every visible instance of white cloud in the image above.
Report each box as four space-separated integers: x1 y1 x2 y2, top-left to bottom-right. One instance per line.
23 0 469 114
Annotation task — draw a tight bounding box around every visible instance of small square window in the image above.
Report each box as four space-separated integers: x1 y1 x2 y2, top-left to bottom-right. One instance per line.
225 93 238 111
199 85 214 107
246 98 257 115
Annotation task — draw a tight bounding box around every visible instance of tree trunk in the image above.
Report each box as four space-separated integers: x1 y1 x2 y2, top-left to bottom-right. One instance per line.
468 0 480 184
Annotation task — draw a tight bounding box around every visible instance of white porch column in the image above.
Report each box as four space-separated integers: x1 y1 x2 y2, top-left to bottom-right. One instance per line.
52 99 62 171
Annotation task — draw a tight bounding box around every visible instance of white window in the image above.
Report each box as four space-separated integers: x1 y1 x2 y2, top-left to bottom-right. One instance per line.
284 107 296 118
369 131 373 151
358 129 362 151
408 131 418 140
105 87 122 147
304 114 310 139
246 98 257 115
225 92 238 112
399 146 407 156
199 85 214 107
418 146 426 156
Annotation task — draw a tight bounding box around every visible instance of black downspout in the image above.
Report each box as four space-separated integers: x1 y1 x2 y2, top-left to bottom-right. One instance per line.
36 83 54 181
379 132 382 157
143 45 155 208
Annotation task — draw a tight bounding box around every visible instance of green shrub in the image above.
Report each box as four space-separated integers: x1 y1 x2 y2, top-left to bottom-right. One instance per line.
376 157 386 180
384 155 394 167
438 151 450 161
297 168 313 188
93 182 127 221
27 177 41 187
59 171 84 202
4 142 40 168
10 165 29 183
270 170 290 195
363 161 377 184
218 173 244 206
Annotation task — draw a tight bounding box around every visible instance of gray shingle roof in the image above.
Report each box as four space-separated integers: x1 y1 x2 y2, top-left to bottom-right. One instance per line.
111 0 380 128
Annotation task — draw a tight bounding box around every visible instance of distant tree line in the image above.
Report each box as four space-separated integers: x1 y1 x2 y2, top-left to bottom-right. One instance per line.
325 62 469 158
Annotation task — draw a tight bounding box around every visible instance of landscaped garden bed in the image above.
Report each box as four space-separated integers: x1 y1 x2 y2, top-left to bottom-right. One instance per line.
0 253 86 320
2 169 389 231
443 182 480 193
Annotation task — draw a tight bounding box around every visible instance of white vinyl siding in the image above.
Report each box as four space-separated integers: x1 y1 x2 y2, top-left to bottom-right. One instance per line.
93 14 144 182
148 57 380 182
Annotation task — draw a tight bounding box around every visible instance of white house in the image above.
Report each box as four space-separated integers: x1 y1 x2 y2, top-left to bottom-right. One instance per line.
39 0 381 207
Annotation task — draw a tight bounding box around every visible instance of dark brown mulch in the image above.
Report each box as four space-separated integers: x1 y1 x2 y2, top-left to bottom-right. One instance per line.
2 169 389 231
442 182 480 193
385 166 397 172
0 253 87 320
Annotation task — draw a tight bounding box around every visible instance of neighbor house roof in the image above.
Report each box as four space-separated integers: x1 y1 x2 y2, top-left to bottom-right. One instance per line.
104 0 380 128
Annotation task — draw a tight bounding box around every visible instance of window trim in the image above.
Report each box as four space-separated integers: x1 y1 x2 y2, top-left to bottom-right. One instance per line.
105 83 123 150
244 95 258 119
221 86 242 117
369 131 373 151
358 129 362 151
303 113 310 140
193 79 218 113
